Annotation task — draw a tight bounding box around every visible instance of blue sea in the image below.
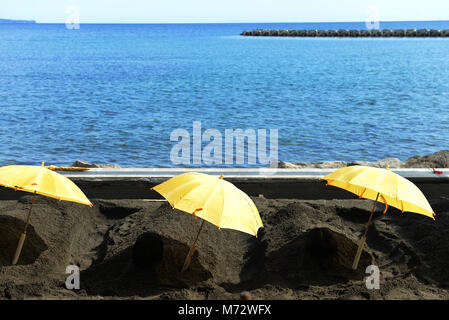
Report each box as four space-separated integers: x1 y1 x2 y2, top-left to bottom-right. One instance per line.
1 21 449 167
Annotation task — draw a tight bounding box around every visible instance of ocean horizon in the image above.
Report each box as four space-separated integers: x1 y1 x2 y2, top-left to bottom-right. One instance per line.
1 21 449 167
3 19 449 24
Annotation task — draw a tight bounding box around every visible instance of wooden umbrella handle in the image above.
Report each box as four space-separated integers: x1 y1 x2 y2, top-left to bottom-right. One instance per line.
181 219 205 272
352 235 367 270
12 192 37 265
12 232 27 265
352 193 380 270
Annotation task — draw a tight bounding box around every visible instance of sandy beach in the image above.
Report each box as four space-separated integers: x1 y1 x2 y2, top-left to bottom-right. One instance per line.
1 191 448 300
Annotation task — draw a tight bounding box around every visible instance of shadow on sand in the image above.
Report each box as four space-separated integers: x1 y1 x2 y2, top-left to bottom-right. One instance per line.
0 215 48 267
220 227 373 292
81 236 212 297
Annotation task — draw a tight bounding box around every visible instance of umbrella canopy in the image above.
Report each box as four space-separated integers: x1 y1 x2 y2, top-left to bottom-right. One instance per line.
321 165 434 220
321 165 435 270
151 172 263 272
152 171 263 237
0 164 92 206
0 163 92 265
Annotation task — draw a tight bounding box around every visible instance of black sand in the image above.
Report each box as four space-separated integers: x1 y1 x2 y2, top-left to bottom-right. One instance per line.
1 194 449 300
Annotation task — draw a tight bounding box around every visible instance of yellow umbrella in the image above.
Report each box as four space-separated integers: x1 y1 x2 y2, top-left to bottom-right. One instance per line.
151 172 263 272
321 165 435 270
0 163 92 265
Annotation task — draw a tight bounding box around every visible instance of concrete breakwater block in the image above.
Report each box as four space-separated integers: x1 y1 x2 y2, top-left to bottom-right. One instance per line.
241 28 449 37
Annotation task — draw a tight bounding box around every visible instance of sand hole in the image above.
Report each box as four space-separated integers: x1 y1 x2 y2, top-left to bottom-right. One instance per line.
132 231 164 267
82 233 212 297
305 227 373 271
97 201 141 219
260 227 374 288
0 215 48 266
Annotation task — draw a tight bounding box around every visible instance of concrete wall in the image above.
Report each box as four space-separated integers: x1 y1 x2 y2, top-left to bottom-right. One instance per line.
1 176 449 201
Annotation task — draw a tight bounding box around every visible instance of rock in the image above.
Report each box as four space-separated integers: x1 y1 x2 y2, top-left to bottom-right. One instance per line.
4 288 12 299
277 161 347 169
348 161 371 167
240 291 252 300
313 161 347 169
317 30 328 37
349 158 402 168
417 28 429 37
370 158 402 168
359 30 370 37
277 161 301 169
406 28 417 37
349 30 360 37
278 152 449 169
71 160 121 169
393 29 406 37
382 29 393 37
403 150 449 168
306 30 317 37
371 29 382 37
132 232 164 268
337 29 349 37
429 29 441 37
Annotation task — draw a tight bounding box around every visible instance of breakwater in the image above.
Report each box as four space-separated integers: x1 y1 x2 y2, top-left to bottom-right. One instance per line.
241 28 449 37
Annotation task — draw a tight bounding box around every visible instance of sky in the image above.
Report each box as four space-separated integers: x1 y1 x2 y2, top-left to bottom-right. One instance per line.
1 0 449 23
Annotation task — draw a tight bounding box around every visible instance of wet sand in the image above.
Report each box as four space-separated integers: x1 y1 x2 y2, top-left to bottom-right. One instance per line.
1 194 449 300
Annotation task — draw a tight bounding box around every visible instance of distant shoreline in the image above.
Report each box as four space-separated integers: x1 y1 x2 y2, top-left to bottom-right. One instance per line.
1 20 449 25
0 19 36 24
